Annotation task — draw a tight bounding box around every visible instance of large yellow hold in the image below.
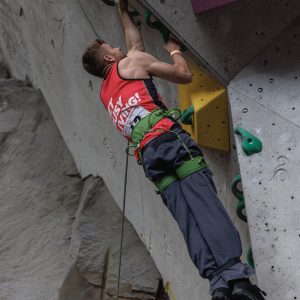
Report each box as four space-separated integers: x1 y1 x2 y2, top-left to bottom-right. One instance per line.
179 59 230 152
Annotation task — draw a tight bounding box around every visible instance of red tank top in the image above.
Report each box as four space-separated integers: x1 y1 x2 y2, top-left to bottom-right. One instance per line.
100 63 174 150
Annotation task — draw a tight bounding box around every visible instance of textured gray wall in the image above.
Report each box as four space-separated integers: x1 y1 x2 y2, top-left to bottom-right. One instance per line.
142 0 300 83
2 0 298 299
229 17 300 299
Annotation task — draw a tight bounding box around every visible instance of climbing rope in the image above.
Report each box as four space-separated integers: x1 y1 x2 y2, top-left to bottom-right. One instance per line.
76 1 128 298
116 141 129 300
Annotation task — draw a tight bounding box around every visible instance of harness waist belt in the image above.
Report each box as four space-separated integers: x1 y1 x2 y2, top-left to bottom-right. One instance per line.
154 156 207 193
131 109 166 145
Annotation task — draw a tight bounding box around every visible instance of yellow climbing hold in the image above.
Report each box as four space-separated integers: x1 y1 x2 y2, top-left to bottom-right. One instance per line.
179 58 230 152
164 282 176 300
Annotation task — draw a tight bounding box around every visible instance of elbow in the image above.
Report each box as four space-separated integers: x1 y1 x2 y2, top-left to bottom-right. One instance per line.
181 72 193 84
186 73 193 83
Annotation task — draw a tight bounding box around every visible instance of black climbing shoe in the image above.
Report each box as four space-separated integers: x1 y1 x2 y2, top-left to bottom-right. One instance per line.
212 287 232 300
231 280 267 300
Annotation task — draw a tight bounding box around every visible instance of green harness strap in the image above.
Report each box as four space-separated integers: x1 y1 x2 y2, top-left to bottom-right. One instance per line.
131 108 181 146
154 156 207 193
131 109 165 145
130 108 207 193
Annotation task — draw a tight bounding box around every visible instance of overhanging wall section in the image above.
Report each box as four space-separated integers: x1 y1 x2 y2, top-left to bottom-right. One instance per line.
0 1 248 299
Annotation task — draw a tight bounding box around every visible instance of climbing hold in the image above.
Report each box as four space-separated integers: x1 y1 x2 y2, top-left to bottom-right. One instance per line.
247 247 255 269
145 11 187 51
231 175 247 223
102 0 140 17
164 282 177 300
231 175 254 268
234 127 262 156
179 59 229 152
145 11 170 43
181 105 194 125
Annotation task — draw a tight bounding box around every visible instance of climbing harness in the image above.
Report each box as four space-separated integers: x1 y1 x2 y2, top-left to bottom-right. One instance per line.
131 108 181 145
128 108 207 193
116 141 129 300
76 1 127 299
154 155 206 193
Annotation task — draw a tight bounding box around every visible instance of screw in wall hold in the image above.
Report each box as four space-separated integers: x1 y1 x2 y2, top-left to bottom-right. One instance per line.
259 32 265 39
242 108 248 113
274 47 280 52
234 127 263 156
261 59 268 65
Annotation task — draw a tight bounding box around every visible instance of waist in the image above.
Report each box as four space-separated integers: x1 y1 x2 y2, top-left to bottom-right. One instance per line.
131 108 180 146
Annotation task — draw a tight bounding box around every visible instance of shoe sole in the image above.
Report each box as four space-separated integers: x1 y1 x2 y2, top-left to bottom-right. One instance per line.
232 289 263 300
212 297 231 300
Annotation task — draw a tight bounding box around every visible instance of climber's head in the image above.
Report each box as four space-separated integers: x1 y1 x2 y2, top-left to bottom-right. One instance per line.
82 39 126 78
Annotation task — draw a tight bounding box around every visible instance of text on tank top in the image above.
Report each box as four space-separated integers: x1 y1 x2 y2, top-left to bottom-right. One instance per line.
100 62 174 149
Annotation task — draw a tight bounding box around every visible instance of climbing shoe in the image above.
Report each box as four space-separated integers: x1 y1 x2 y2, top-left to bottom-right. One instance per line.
212 287 232 300
231 280 267 300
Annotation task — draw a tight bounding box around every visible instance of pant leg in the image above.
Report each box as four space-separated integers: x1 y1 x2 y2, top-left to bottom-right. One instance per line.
162 171 254 293
142 125 254 292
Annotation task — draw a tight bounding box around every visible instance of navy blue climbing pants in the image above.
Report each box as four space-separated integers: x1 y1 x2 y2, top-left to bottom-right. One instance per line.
141 124 254 293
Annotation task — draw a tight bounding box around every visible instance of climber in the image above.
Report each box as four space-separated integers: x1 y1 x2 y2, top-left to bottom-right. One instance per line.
81 1 266 299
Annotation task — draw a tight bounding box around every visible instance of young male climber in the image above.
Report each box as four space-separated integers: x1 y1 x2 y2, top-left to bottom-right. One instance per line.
81 1 267 299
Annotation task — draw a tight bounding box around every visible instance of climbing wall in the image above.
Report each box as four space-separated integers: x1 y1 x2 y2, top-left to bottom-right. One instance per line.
191 0 238 14
141 0 300 83
139 0 300 298
0 0 299 299
228 18 300 298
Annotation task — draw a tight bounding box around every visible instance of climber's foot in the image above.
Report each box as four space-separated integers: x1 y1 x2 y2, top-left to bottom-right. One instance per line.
212 287 232 300
231 280 266 300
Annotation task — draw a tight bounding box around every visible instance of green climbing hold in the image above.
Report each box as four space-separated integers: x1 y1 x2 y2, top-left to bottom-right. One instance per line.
145 11 188 51
181 105 194 125
247 247 255 269
231 174 254 269
231 175 247 223
102 0 140 17
145 11 170 43
234 127 262 156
